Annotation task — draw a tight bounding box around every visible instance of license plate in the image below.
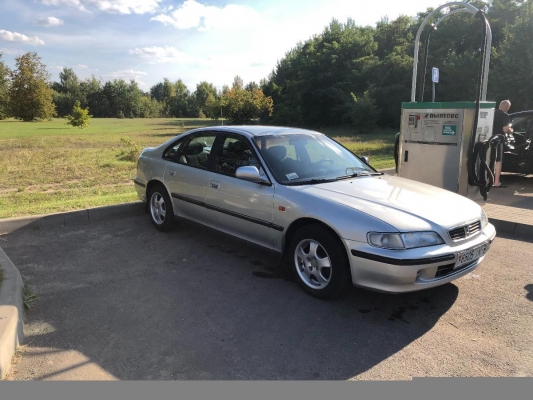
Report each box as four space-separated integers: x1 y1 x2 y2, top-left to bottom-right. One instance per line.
455 242 490 269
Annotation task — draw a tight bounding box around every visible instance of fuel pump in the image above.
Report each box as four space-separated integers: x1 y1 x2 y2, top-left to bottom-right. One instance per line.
397 2 496 201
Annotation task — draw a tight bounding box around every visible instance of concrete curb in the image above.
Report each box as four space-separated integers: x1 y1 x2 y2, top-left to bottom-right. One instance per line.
0 201 145 234
488 218 533 238
0 247 24 380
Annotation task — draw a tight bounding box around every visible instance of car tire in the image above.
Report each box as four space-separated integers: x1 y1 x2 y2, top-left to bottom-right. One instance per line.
288 224 351 300
148 183 175 232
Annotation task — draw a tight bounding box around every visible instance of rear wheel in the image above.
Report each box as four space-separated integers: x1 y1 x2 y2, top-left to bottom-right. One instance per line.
288 225 351 299
149 184 175 231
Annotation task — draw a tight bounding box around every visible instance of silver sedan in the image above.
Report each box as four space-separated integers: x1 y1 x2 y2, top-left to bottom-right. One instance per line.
134 126 496 299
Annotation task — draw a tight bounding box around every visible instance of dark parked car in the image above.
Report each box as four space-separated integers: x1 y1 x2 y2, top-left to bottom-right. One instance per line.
502 110 533 174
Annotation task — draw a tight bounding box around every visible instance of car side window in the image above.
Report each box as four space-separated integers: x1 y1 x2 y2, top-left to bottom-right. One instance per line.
178 134 216 169
215 136 260 177
162 140 183 161
513 117 531 134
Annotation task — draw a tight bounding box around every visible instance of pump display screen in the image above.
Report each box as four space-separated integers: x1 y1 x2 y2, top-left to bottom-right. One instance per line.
408 114 419 128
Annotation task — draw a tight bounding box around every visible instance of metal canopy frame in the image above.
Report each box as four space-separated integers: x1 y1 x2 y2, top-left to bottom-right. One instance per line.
410 2 492 102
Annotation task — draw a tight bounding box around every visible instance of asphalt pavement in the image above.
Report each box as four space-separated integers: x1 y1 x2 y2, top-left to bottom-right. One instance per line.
1 212 532 380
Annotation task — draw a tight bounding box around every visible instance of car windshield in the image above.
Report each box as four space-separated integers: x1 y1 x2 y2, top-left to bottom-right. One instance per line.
253 133 376 185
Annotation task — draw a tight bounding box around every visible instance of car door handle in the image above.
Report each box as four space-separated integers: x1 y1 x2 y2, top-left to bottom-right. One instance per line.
210 181 220 189
168 170 176 176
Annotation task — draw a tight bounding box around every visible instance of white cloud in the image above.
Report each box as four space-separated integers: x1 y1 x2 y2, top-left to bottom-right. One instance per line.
151 0 260 31
40 0 163 14
129 46 195 64
41 0 88 12
0 30 45 45
0 47 24 56
77 64 89 69
105 69 147 81
88 0 163 14
35 17 64 27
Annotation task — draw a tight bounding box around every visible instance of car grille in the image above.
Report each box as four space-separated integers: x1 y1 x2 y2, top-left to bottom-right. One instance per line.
435 261 476 278
448 220 481 241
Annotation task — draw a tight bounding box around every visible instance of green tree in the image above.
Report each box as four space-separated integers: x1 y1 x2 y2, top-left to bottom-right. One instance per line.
9 52 56 121
205 92 222 120
125 79 143 118
490 0 533 110
264 19 378 127
193 81 218 117
232 75 244 89
100 79 144 118
487 0 523 46
221 85 273 124
160 78 176 117
349 91 379 132
245 81 260 92
150 82 164 102
139 94 162 118
0 53 10 120
52 67 82 117
261 2 530 130
66 100 91 128
79 76 108 118
173 79 190 117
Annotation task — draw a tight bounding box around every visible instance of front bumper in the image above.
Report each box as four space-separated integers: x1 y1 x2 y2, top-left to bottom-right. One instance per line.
344 223 497 293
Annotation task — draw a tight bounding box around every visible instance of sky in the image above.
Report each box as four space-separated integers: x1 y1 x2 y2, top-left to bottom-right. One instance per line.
0 0 446 92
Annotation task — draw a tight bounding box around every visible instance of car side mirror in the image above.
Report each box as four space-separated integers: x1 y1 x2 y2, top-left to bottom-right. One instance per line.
235 166 270 184
361 156 370 165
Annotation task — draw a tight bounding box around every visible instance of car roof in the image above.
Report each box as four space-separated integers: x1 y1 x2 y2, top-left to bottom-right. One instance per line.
509 110 533 119
192 125 323 138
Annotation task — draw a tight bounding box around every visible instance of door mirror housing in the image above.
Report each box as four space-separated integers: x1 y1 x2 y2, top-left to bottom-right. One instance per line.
235 166 270 184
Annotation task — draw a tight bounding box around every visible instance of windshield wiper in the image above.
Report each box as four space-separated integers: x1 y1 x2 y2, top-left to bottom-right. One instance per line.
336 171 383 180
286 177 337 186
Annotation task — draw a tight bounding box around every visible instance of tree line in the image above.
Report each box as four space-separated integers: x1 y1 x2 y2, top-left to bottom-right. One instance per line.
1 0 531 129
261 0 532 130
0 54 273 124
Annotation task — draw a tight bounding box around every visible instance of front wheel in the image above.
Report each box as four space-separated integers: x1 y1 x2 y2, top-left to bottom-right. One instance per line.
288 225 351 299
149 184 175 232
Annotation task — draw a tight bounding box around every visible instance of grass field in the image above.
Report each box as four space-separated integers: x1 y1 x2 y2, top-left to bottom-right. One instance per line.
0 118 396 219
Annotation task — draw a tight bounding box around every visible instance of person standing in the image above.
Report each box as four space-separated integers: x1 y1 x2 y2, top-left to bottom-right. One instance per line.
492 100 513 187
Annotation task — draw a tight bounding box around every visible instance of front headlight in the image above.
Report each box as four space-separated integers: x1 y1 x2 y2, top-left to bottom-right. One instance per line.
367 231 444 250
480 209 489 229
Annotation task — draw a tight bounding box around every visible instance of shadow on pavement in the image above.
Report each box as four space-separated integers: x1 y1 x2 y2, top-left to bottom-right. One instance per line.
3 216 459 380
525 284 533 302
485 172 533 210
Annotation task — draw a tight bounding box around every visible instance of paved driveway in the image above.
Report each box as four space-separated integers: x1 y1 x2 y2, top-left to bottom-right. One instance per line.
1 215 532 379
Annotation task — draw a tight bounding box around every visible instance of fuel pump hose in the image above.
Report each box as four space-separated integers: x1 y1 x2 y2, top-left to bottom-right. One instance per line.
468 135 503 200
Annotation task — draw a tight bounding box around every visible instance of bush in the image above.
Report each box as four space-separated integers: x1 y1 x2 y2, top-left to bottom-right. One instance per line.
117 137 141 162
66 101 91 129
349 91 379 133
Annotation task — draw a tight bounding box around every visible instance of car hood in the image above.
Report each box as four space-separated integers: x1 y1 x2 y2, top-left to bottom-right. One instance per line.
300 174 482 231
